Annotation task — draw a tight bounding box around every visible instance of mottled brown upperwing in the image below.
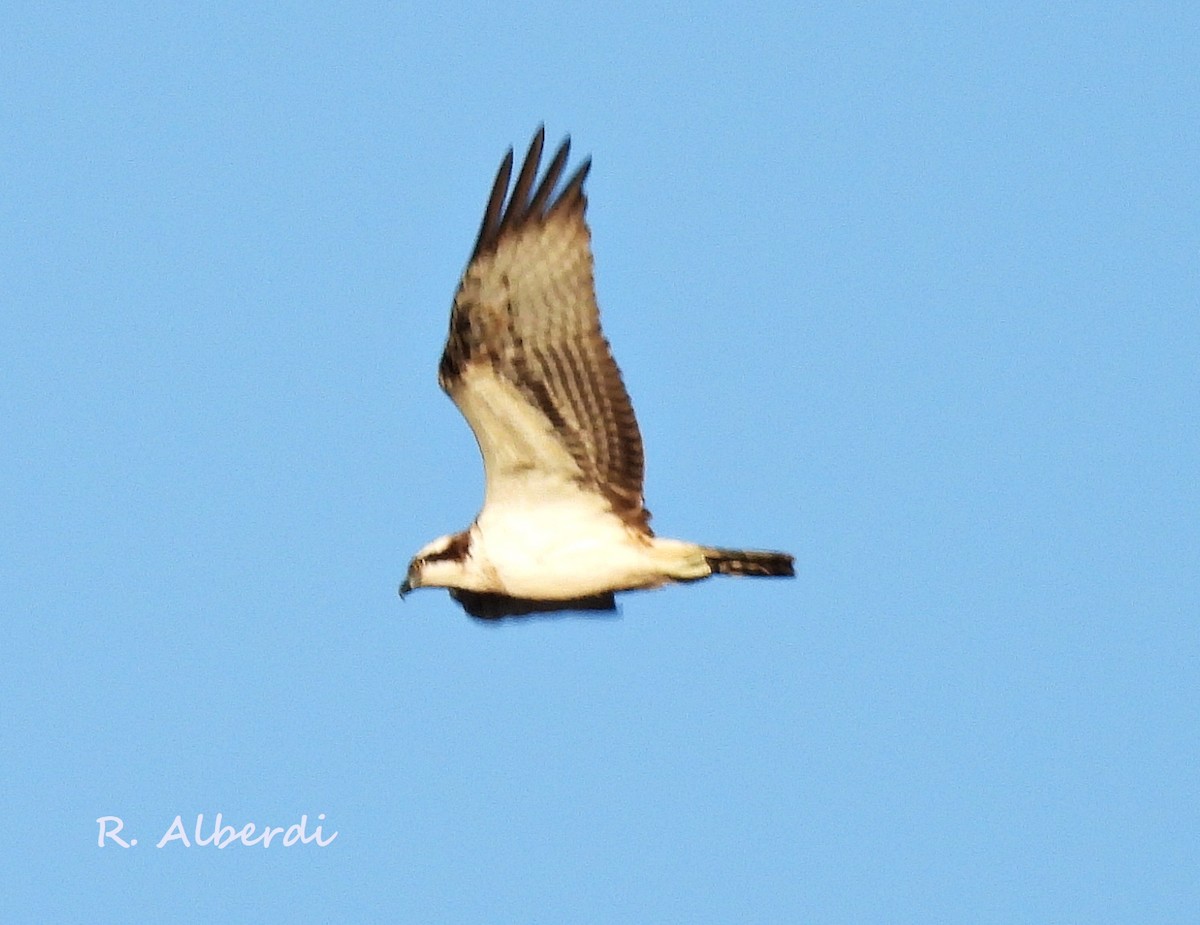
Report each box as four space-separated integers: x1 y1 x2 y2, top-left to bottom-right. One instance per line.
437 127 650 532
449 588 618 621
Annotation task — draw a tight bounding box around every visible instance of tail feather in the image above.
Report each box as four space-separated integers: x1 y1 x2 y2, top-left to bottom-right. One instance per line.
703 547 795 578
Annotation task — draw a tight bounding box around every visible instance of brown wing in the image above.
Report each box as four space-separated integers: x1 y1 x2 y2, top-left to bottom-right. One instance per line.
449 588 618 620
438 127 649 532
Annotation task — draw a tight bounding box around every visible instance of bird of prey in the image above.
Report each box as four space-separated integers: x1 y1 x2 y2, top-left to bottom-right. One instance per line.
400 127 794 619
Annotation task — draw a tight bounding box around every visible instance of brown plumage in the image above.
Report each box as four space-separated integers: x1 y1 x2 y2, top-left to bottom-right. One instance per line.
437 127 650 532
703 548 796 577
449 588 617 621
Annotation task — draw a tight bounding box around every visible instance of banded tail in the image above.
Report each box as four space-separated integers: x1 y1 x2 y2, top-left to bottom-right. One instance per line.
704 547 795 578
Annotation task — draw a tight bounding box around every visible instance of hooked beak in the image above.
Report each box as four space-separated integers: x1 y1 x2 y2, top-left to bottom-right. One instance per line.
398 578 412 598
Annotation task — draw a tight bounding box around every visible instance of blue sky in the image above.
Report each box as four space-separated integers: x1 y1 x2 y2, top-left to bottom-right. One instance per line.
3 2 1197 921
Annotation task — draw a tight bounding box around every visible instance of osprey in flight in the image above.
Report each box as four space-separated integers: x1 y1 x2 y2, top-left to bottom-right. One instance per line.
400 128 794 619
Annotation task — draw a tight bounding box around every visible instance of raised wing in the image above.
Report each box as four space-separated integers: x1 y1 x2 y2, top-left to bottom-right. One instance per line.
438 128 649 531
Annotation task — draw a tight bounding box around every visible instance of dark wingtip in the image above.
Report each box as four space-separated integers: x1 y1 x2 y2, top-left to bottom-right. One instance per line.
471 146 514 261
552 157 591 214
498 127 547 235
469 127 589 261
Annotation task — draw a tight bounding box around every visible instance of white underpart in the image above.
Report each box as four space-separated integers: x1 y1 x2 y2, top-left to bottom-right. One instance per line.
471 496 709 600
452 365 582 510
426 366 711 599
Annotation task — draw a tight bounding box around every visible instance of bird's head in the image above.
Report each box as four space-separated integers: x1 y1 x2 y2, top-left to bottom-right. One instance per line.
399 531 473 597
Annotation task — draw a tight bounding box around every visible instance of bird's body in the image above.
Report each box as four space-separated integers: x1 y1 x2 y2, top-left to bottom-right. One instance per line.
437 511 711 602
401 128 793 619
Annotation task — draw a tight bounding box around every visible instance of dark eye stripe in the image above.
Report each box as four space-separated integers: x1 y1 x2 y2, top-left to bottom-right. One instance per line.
422 532 470 564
